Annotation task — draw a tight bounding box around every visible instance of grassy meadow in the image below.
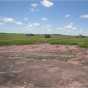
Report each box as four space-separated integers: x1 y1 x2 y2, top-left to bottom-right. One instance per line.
0 33 88 48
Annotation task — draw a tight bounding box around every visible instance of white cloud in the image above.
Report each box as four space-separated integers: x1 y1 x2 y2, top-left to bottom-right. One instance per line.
27 22 40 28
46 24 52 28
15 21 23 25
64 22 77 30
0 17 23 25
27 23 33 27
56 27 63 30
33 22 40 26
30 3 39 12
0 23 3 25
55 23 79 35
31 8 39 12
3 17 15 23
41 0 54 7
80 14 88 19
64 23 73 29
65 14 71 18
31 3 38 8
72 27 77 30
24 17 29 21
41 17 48 21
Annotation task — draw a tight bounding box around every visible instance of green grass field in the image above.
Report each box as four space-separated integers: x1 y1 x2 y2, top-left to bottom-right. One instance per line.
0 33 88 48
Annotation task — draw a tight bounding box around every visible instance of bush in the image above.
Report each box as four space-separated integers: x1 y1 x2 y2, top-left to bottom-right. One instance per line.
44 34 51 38
78 34 86 38
25 34 34 36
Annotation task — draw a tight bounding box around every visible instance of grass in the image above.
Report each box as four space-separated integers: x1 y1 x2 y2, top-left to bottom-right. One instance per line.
0 33 88 48
48 37 88 48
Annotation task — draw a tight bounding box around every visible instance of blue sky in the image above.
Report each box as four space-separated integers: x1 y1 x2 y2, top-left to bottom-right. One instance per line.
0 0 88 35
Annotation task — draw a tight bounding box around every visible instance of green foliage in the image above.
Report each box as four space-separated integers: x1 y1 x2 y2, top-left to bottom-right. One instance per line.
44 34 51 38
48 37 88 48
78 34 86 38
78 42 88 48
25 34 34 36
0 33 88 48
0 40 33 45
48 38 78 45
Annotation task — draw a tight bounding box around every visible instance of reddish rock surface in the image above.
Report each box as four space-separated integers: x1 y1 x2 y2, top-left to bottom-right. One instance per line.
0 44 88 88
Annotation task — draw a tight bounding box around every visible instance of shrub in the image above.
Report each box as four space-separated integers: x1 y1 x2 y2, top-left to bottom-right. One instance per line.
78 34 86 38
25 34 34 36
44 34 51 38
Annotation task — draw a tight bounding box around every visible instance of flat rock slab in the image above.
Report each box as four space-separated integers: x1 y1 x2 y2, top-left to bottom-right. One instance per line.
0 44 88 88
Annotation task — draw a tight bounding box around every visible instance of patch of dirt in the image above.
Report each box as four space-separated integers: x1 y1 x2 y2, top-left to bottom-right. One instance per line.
0 44 88 88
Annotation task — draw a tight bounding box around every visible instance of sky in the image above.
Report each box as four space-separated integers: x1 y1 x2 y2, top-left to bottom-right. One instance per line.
0 0 88 35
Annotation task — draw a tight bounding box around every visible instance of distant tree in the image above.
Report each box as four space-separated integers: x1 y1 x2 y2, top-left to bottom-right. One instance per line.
79 34 86 38
44 34 51 38
25 34 34 36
